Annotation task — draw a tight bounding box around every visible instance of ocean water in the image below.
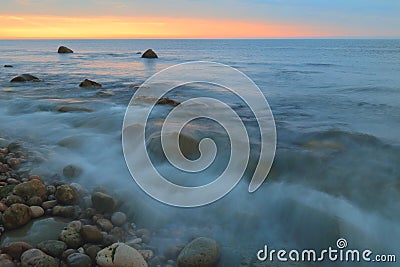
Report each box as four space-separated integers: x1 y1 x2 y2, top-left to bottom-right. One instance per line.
0 39 400 266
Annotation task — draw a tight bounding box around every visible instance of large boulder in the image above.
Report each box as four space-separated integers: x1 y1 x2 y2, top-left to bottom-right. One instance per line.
13 179 47 201
177 237 220 267
141 49 158 58
91 192 116 213
58 46 73 53
2 203 32 230
96 242 148 267
79 79 102 88
10 74 40 82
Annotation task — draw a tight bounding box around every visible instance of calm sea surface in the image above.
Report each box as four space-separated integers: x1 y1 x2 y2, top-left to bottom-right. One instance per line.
0 39 399 266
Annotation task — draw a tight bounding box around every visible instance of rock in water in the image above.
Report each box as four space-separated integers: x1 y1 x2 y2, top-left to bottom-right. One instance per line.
66 253 92 267
59 225 83 249
2 241 33 260
157 97 180 106
2 203 32 230
141 49 158 58
63 164 83 179
10 74 40 82
55 184 78 205
177 237 220 267
57 105 93 113
52 205 79 218
79 79 102 88
37 240 67 258
80 225 103 243
58 46 73 53
30 206 45 218
13 179 47 201
91 192 116 213
96 242 148 267
4 64 13 68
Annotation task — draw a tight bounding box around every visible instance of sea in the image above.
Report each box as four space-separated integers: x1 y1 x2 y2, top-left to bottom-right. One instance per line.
0 39 399 266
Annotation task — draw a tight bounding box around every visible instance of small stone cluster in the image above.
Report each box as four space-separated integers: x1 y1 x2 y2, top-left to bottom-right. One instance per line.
0 139 220 267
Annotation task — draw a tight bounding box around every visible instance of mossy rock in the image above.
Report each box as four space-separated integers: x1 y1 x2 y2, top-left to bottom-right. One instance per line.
0 185 16 198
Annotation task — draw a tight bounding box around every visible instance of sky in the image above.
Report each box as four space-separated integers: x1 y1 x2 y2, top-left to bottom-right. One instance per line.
0 0 400 39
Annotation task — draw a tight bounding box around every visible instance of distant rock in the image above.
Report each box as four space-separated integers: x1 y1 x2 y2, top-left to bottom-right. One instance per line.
97 90 115 97
157 97 180 107
58 46 74 53
2 203 32 230
96 242 148 267
177 237 220 267
10 74 40 82
79 79 102 88
141 49 158 58
57 105 93 113
4 64 13 68
136 52 142 55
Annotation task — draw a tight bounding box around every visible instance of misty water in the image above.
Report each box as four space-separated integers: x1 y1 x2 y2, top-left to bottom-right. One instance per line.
0 39 399 266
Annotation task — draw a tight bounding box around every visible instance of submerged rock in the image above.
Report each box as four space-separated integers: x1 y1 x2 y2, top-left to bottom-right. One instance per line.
79 79 102 88
96 242 148 267
10 74 40 83
58 46 73 53
2 203 32 230
141 49 158 58
63 164 83 179
91 192 116 213
111 212 126 227
177 237 220 267
97 90 115 96
57 105 93 113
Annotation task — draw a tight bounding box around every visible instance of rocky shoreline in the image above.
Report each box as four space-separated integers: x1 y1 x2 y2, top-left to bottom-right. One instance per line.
0 139 221 267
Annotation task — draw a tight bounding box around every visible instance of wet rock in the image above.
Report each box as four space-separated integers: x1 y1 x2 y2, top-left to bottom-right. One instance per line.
7 158 20 169
58 46 73 53
66 253 92 267
34 255 58 266
7 142 22 153
141 49 158 59
37 240 67 258
157 97 180 107
55 185 78 205
10 74 41 82
2 241 33 260
57 105 93 113
4 65 13 68
109 227 125 242
52 205 79 218
2 203 32 229
5 194 24 206
96 218 113 232
96 242 148 267
139 249 154 261
0 202 8 212
13 179 47 200
59 226 83 249
85 244 101 261
63 165 83 179
30 206 44 218
177 237 220 267
42 200 58 209
1 217 69 246
0 185 15 199
0 254 15 267
79 79 102 88
111 212 126 227
70 183 87 196
27 196 43 206
20 248 47 267
46 185 56 195
164 244 185 260
91 192 116 213
80 225 103 243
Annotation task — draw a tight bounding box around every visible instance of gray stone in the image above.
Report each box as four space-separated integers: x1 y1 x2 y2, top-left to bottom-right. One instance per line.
111 212 126 227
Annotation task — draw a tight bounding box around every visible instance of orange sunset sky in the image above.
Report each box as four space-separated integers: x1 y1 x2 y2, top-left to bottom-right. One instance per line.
1 0 399 39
